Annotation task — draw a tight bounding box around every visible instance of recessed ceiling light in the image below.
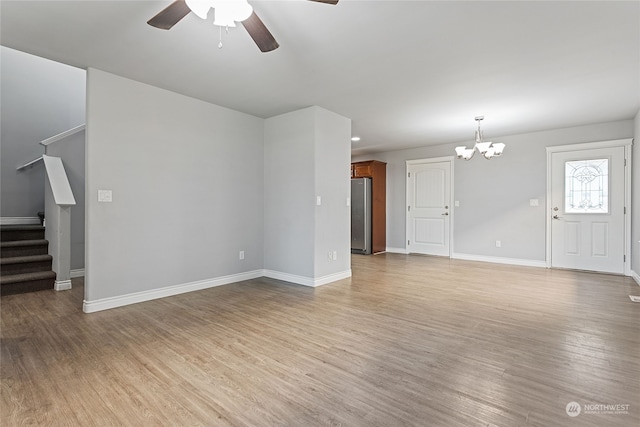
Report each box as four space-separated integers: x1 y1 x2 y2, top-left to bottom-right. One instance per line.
351 136 361 142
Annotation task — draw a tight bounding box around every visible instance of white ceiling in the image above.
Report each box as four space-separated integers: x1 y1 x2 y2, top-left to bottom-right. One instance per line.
1 0 638 155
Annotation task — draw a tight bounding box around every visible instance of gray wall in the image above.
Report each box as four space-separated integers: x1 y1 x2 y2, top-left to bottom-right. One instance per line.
353 120 634 263
0 47 85 218
85 69 264 302
313 108 351 278
633 110 640 278
264 108 316 278
46 130 85 271
264 106 351 280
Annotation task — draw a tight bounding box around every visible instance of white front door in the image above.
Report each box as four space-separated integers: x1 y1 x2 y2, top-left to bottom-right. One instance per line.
550 146 625 274
406 160 452 256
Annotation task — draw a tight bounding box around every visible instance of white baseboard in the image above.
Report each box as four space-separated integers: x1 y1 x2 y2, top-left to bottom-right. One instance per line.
263 269 352 287
83 270 263 313
452 253 547 268
70 269 85 278
1 217 40 225
54 279 72 291
632 270 640 286
386 247 408 254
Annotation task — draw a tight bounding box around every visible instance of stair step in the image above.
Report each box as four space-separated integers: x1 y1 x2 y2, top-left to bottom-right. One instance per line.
1 271 56 295
1 239 49 257
0 254 53 276
1 226 45 242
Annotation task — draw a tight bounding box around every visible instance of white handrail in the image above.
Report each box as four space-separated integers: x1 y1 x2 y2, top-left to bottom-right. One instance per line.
16 156 43 171
40 124 85 147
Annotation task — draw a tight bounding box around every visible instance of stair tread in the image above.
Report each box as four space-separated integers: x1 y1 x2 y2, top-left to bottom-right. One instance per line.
1 271 56 285
0 225 45 231
0 254 52 264
1 239 48 248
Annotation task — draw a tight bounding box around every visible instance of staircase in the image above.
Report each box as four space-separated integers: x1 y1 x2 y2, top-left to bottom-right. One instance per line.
1 226 56 295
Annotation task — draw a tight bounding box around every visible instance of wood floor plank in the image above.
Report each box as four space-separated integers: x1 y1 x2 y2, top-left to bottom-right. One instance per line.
1 254 639 426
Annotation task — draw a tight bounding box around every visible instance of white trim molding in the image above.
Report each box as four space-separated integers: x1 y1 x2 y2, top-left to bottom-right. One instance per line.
83 269 352 313
263 269 351 287
70 269 85 278
54 279 72 291
452 253 547 268
386 247 409 254
0 217 41 225
83 270 263 313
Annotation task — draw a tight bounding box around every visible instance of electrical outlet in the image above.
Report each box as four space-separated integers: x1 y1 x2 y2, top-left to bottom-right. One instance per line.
495 240 501 248
328 251 333 261
239 250 245 260
332 251 337 261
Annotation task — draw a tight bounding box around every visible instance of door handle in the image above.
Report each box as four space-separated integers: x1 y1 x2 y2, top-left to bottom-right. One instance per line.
553 214 562 220
441 212 449 216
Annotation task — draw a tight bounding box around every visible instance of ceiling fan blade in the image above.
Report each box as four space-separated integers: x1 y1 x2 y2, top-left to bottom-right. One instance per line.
241 11 279 53
308 0 339 4
147 0 192 30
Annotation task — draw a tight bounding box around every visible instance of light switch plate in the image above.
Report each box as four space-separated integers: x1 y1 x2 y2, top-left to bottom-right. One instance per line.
316 196 322 206
98 189 112 203
529 199 539 207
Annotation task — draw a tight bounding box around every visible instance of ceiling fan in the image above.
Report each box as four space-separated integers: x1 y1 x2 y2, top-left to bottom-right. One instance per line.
148 0 339 53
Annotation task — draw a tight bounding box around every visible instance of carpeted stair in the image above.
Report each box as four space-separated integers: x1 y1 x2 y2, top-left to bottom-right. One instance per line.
1 226 55 295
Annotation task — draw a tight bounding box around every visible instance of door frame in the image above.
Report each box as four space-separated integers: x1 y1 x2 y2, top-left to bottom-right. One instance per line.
545 138 633 275
405 156 455 256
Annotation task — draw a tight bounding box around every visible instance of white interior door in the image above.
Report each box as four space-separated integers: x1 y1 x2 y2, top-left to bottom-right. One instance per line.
406 161 451 256
550 146 625 274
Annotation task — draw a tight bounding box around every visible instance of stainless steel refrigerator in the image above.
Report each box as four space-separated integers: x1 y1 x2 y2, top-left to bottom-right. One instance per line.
351 178 372 254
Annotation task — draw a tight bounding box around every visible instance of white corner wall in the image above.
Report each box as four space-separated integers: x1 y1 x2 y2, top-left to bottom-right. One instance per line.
264 106 351 285
85 69 264 308
264 108 316 279
354 120 634 265
314 108 352 280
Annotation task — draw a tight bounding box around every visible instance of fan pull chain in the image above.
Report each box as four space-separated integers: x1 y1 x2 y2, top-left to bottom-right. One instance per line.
218 26 223 49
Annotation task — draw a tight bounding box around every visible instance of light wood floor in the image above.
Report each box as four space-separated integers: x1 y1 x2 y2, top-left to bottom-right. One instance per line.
2 254 639 426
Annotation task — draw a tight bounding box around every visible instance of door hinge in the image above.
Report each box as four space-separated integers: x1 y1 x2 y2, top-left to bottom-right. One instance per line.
408 206 411 212
624 207 626 214
408 172 411 178
408 240 410 245
624 159 627 167
624 255 626 262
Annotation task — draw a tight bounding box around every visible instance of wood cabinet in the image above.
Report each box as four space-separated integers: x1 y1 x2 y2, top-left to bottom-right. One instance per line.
351 160 386 254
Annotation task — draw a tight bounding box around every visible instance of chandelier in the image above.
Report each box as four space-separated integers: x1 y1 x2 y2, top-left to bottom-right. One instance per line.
455 116 505 160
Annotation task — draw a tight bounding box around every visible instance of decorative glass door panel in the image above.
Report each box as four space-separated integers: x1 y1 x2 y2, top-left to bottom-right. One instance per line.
564 158 609 214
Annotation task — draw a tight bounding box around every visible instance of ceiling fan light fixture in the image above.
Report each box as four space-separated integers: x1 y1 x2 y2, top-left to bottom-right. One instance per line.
212 0 253 27
185 0 213 19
